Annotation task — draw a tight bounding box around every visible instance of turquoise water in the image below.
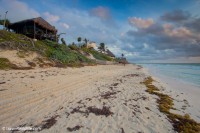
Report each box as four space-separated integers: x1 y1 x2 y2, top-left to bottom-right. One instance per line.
138 63 200 87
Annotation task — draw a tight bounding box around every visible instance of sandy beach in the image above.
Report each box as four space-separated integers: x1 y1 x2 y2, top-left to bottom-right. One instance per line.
0 64 199 132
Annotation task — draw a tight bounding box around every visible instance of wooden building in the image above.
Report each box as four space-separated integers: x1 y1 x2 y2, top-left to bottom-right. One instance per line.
8 17 57 41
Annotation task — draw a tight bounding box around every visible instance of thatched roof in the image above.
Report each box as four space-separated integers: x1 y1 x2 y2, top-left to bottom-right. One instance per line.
106 49 115 57
9 17 57 33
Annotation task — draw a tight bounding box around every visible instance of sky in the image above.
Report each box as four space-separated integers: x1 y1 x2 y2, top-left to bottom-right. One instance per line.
0 0 200 63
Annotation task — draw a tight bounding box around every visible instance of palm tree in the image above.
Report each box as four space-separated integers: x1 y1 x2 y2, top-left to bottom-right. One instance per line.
121 53 124 58
56 33 66 42
77 37 81 42
121 53 126 66
81 38 88 48
61 38 66 45
84 38 89 44
98 43 105 52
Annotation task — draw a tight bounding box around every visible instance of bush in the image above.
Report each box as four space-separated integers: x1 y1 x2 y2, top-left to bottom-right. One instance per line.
90 50 112 61
0 58 11 69
68 44 79 51
81 47 113 61
43 40 95 66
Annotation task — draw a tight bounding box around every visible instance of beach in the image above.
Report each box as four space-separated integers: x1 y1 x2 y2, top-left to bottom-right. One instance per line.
0 64 199 132
141 63 200 123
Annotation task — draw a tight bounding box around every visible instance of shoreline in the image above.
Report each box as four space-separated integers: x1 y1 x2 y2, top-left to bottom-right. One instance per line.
0 64 199 132
143 66 200 123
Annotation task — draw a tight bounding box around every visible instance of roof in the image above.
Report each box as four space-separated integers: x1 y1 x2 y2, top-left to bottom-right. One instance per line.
106 49 115 57
9 17 57 33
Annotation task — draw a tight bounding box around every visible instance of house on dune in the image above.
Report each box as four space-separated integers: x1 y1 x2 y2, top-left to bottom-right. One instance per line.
8 17 57 41
105 49 115 58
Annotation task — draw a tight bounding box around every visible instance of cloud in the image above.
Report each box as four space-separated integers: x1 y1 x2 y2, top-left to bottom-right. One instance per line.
185 18 200 32
163 25 192 38
89 6 111 20
43 12 60 23
44 5 121 44
0 0 40 22
125 10 200 62
89 6 117 27
60 22 70 29
128 17 154 28
160 10 191 23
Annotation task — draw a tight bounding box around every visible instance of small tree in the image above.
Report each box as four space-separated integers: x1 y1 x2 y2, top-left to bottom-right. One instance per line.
121 53 124 58
0 19 10 30
81 38 88 48
0 19 10 25
77 37 82 42
98 43 105 52
56 33 66 43
84 38 88 45
61 38 66 45
121 53 125 66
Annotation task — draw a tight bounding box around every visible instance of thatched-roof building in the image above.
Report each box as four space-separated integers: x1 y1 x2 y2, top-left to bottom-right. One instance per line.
8 17 57 41
106 49 115 58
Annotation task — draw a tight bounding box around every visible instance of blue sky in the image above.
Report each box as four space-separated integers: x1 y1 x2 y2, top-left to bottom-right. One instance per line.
0 0 200 63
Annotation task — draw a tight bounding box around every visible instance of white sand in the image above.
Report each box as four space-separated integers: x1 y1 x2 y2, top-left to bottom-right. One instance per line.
0 64 177 132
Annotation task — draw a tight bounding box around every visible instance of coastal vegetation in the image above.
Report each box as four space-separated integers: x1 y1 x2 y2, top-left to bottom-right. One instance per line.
142 77 200 133
0 30 115 69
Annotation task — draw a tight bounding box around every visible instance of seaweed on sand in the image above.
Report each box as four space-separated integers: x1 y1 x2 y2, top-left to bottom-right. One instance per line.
87 106 113 117
67 125 83 132
142 77 200 133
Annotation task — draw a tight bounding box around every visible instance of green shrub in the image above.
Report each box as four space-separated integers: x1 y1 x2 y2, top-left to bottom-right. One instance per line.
68 44 79 51
81 47 113 61
0 58 11 69
90 50 112 61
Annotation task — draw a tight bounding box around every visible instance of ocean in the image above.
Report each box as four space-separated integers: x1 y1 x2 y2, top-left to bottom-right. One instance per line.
138 63 200 88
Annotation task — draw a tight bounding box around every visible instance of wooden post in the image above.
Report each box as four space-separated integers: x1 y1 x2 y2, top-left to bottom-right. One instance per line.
55 32 57 42
45 29 47 40
25 22 27 34
33 21 36 39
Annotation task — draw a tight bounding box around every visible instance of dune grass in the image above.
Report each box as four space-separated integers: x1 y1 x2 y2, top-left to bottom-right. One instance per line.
81 47 113 61
142 77 200 133
0 30 96 67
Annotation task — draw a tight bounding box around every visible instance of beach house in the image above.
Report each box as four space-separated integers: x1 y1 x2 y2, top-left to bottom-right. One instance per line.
8 17 57 41
86 41 96 49
105 49 115 58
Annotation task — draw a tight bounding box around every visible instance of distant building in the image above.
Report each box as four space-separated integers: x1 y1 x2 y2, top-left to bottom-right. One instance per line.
105 49 115 58
86 41 96 49
8 17 57 41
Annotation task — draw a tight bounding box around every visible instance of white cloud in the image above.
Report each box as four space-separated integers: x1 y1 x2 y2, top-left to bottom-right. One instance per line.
143 43 149 48
128 17 154 29
163 24 192 38
43 12 60 23
47 7 121 45
60 22 70 29
0 0 40 22
89 6 111 20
